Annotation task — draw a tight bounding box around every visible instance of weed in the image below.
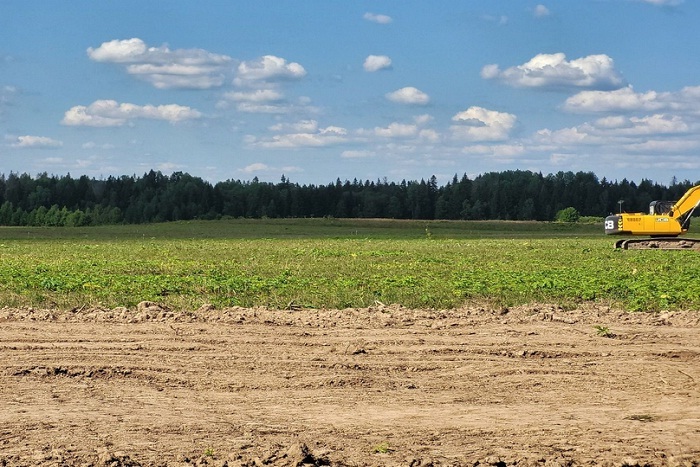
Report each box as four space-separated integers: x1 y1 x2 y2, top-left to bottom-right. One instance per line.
372 442 393 454
594 325 615 338
203 447 215 457
624 414 655 422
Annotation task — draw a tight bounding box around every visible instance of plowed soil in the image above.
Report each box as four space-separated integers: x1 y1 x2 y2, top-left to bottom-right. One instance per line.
1 303 699 467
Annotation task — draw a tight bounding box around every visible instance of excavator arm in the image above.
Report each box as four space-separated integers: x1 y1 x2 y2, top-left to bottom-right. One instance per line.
668 185 700 226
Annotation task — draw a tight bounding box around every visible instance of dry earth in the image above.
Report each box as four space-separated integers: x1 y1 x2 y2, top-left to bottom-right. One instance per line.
1 303 699 467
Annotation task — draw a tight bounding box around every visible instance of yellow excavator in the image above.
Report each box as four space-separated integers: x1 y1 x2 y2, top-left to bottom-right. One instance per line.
604 185 700 249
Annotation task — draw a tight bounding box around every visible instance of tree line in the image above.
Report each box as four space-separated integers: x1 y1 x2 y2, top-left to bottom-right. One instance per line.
0 170 695 226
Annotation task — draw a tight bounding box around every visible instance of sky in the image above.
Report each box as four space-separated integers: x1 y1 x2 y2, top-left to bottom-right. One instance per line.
2 0 700 186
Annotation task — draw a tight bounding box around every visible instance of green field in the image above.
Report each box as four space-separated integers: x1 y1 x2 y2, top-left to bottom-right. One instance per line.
0 218 698 312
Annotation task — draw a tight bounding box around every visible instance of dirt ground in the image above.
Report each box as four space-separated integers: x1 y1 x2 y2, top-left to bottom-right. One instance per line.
1 302 699 467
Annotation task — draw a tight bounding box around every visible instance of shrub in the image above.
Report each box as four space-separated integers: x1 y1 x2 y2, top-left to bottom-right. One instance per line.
555 207 580 223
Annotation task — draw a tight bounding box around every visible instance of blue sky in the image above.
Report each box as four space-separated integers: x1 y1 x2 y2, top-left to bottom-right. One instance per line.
2 0 699 185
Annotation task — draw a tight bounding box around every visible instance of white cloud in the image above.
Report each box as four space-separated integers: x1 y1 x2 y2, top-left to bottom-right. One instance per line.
269 120 319 133
220 89 288 112
533 127 596 146
564 85 700 114
87 38 147 62
625 139 699 153
62 100 202 127
341 150 375 159
235 55 306 87
229 97 318 115
482 53 625 90
87 38 232 89
386 87 430 105
596 114 689 136
10 135 63 149
413 114 433 125
239 163 303 175
451 106 517 142
242 162 270 173
534 5 551 17
364 12 393 24
249 121 348 148
82 141 115 150
373 122 419 138
461 144 526 161
225 89 284 103
533 114 691 151
363 55 392 72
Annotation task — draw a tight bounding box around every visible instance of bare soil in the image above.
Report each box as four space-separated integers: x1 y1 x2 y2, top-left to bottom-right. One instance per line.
1 303 699 466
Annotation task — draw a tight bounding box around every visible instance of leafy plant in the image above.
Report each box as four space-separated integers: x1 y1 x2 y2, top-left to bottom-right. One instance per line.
594 325 615 338
555 207 580 223
372 442 393 454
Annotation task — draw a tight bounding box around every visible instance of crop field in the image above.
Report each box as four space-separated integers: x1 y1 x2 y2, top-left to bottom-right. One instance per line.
0 218 698 312
2 218 700 466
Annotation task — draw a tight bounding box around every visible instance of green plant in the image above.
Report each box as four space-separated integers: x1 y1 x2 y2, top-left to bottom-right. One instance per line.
372 442 393 454
203 447 215 457
594 325 614 338
555 207 580 223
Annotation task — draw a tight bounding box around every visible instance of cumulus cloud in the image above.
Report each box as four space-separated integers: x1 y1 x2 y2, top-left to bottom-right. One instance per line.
220 93 316 114
10 135 63 149
451 106 517 142
372 122 419 138
61 100 202 127
482 53 625 90
594 114 689 136
234 55 306 87
363 55 392 72
357 114 438 142
534 5 551 17
564 85 700 114
225 89 284 103
386 87 430 105
269 120 319 133
364 12 393 24
87 38 232 89
248 120 348 148
533 114 690 150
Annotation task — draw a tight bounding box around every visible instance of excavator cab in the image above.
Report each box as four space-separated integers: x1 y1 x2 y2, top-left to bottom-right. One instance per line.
649 200 675 216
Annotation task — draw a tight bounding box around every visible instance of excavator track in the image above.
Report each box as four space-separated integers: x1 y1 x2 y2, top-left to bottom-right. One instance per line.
615 237 700 250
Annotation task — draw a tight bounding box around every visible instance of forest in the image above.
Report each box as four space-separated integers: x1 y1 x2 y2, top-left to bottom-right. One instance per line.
0 169 696 226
